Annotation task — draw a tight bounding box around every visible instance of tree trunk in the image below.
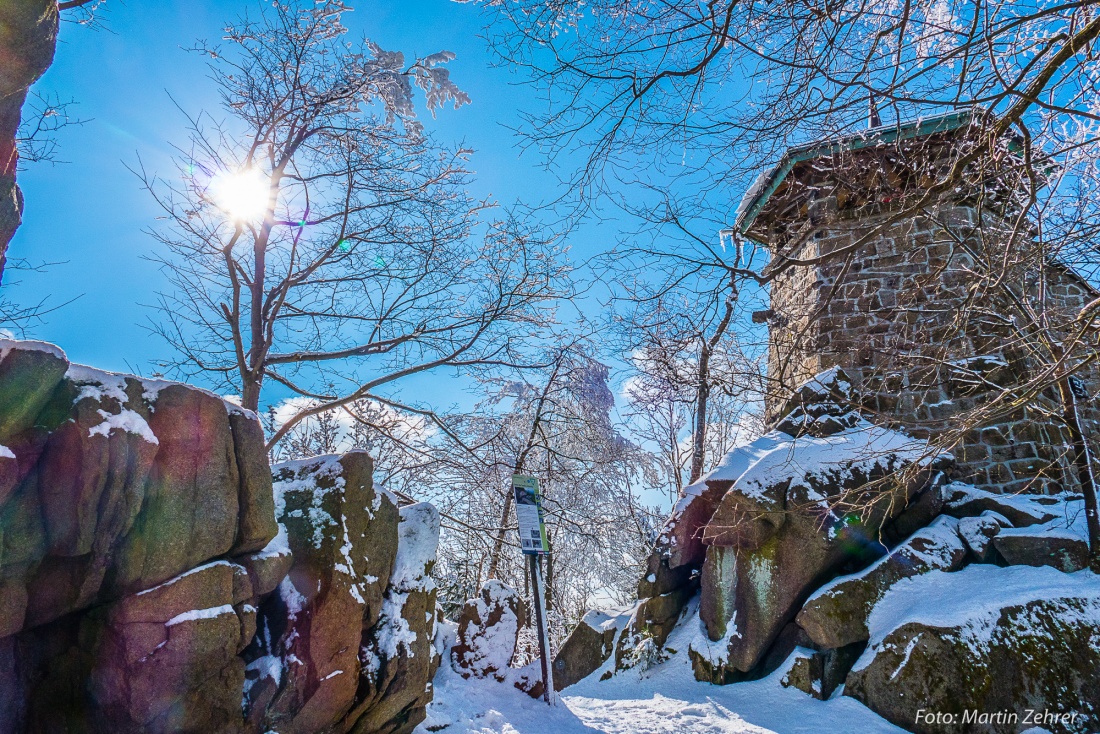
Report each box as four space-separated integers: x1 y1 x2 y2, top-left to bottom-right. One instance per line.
241 375 262 413
486 359 564 579
486 487 515 580
688 276 737 484
1058 376 1100 571
689 342 712 483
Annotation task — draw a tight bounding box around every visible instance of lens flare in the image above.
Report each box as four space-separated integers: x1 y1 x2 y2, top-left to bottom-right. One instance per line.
210 167 270 223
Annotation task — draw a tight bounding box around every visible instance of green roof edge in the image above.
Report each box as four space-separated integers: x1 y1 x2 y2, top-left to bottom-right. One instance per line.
735 109 979 236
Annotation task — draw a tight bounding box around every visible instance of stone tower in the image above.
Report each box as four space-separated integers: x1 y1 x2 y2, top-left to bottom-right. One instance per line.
737 110 1098 494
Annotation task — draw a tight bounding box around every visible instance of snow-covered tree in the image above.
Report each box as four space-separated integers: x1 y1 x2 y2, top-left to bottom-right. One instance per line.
465 0 1100 568
145 0 570 448
265 344 661 639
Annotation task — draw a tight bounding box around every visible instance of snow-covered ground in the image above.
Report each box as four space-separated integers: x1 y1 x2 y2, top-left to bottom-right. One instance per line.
418 600 905 734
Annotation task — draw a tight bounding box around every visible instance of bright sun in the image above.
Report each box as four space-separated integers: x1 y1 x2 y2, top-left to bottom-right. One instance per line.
211 167 270 223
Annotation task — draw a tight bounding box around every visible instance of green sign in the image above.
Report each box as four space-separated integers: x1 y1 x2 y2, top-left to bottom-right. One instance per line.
512 475 550 555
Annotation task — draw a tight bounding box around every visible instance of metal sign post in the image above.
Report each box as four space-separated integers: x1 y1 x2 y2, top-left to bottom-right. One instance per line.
512 475 555 704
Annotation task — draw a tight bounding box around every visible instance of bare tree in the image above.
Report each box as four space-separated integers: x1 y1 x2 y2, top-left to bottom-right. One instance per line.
601 208 768 484
264 344 662 639
145 0 570 448
462 0 1100 567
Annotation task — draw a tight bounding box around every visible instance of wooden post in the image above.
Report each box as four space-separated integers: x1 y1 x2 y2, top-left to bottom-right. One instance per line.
529 553 555 703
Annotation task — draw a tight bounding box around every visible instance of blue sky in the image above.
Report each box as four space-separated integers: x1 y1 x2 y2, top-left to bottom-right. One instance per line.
12 0 611 403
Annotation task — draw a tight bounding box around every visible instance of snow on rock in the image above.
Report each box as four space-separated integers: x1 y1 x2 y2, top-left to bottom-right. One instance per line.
991 498 1091 571
796 516 969 649
166 604 236 627
371 502 441 661
941 481 1063 526
451 580 526 681
88 407 159 444
692 411 943 678
857 565 1100 668
659 432 788 552
995 497 1089 542
63 362 255 418
353 500 443 734
392 502 441 594
553 604 634 690
0 339 283 730
135 559 234 598
942 484 1091 571
955 510 1009 562
846 565 1100 731
66 363 130 404
272 454 348 549
688 610 742 669
254 522 291 560
719 418 937 507
0 338 66 362
243 451 444 733
657 367 943 572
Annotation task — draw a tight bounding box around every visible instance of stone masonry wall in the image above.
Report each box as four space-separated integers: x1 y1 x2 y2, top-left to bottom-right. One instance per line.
765 201 1099 495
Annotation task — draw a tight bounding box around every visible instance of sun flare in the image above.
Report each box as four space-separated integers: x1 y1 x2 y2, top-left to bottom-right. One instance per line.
210 167 270 223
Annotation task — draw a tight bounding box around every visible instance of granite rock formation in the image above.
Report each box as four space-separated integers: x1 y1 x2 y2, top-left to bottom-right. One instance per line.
0 339 440 734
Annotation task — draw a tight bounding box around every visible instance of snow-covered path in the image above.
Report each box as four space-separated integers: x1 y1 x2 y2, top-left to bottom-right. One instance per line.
421 651 905 734
418 604 906 734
